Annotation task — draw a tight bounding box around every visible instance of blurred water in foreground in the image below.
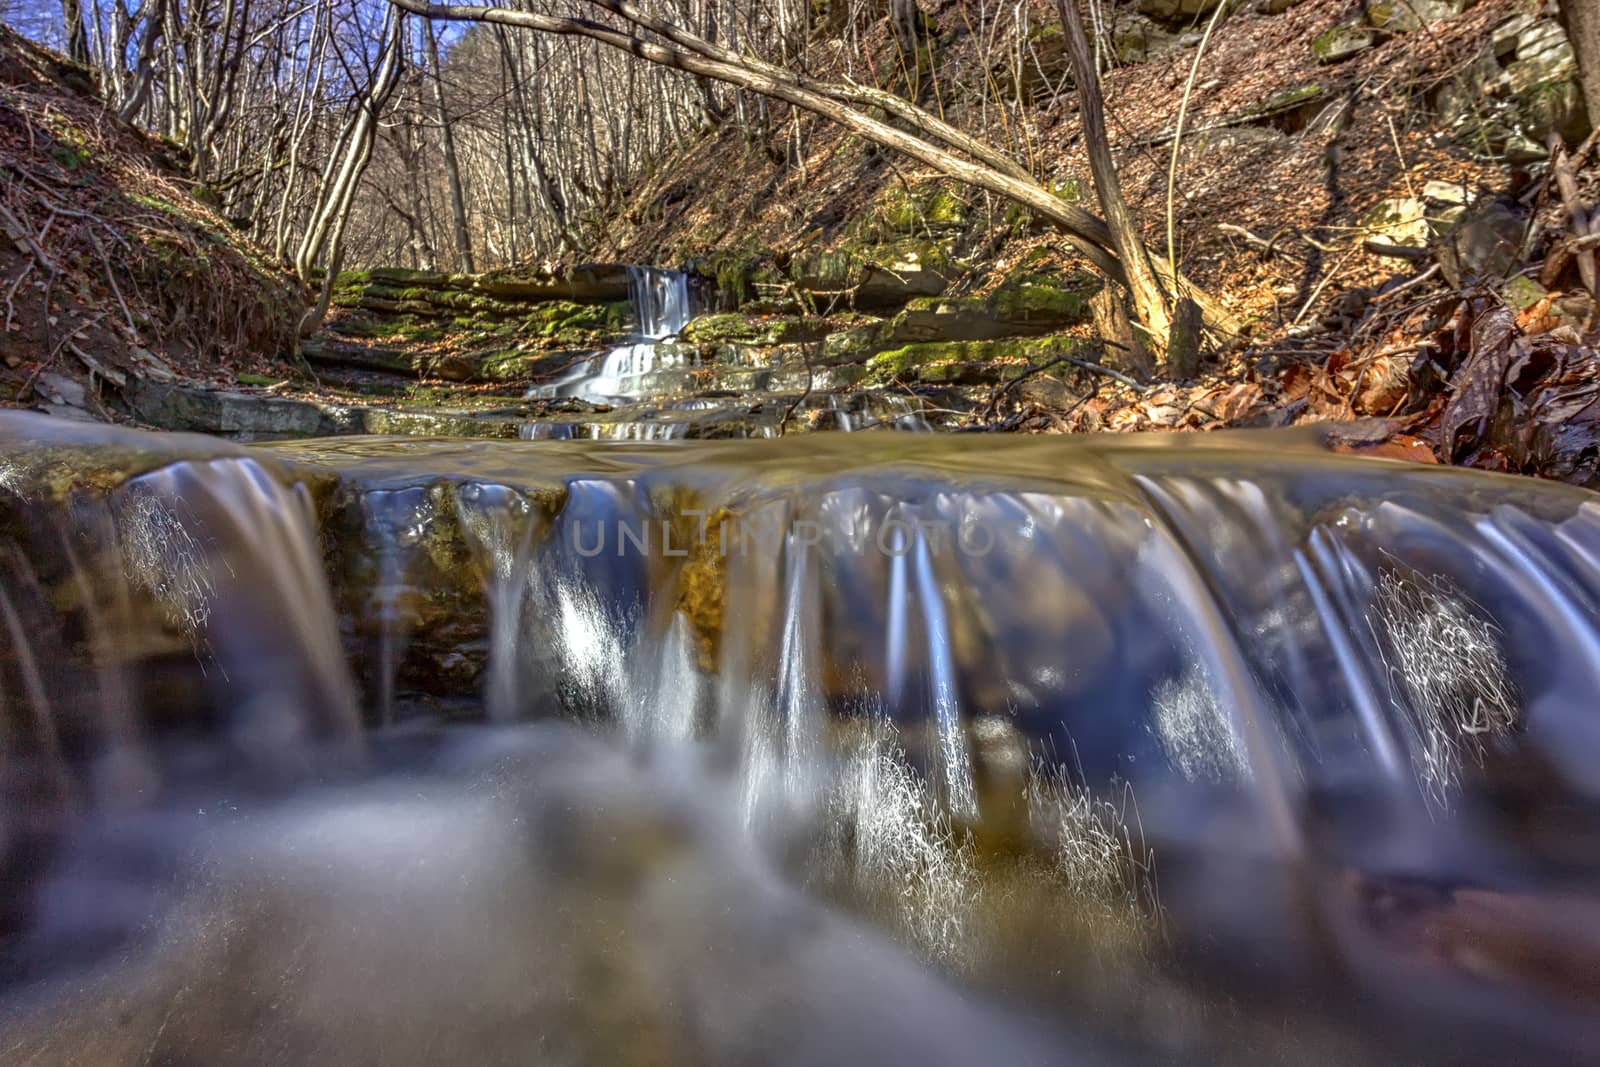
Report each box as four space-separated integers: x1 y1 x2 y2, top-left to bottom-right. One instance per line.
2 412 1599 1064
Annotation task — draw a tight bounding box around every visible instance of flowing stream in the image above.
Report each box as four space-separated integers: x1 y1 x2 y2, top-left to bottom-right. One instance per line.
2 412 1599 1064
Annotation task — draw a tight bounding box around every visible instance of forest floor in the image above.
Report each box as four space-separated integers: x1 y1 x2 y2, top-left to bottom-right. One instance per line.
586 0 1600 486
0 25 300 417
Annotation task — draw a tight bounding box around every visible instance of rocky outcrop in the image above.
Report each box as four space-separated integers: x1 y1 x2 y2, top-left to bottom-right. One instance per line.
1364 0 1470 34
124 379 545 440
331 270 631 326
1432 11 1592 157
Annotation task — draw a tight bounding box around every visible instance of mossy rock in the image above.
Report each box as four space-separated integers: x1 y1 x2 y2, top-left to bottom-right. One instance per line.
875 270 1099 349
1313 22 1374 63
1248 83 1325 121
1516 76 1591 144
369 267 449 287
866 336 1089 385
681 313 834 347
792 237 957 310
1501 274 1547 312
869 184 970 239
1365 0 1468 33
1006 179 1087 233
1112 12 1183 65
696 251 764 308
472 263 632 303
821 322 893 362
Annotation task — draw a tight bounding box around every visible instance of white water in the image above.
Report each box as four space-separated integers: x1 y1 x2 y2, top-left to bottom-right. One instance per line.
8 419 1600 1064
526 267 697 404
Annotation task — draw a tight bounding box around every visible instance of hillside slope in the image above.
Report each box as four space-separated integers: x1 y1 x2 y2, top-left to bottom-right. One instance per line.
568 0 1597 481
0 26 302 420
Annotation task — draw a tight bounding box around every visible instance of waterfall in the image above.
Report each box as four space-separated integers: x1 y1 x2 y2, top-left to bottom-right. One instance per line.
628 264 693 340
6 414 1600 1064
526 266 697 404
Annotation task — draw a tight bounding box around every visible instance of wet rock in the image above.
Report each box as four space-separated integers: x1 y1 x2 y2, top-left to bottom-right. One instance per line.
127 380 332 438
34 371 88 409
822 322 894 362
124 381 527 441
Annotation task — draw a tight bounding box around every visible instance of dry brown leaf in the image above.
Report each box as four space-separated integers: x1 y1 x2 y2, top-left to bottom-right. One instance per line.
1515 291 1559 335
1441 303 1517 460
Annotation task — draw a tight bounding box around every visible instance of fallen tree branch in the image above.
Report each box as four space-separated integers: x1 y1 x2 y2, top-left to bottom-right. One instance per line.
984 350 1144 421
1550 133 1598 300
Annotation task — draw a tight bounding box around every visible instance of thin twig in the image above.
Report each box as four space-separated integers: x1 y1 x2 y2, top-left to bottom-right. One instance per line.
1371 262 1441 304
1166 0 1232 282
88 231 137 335
3 262 33 334
1292 242 1363 326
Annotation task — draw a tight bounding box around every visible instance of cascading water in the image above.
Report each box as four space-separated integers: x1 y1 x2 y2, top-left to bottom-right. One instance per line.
3 412 1600 1064
526 266 697 404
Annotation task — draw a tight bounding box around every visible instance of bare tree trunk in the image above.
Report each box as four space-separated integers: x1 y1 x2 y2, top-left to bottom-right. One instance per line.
296 8 407 336
118 0 167 122
61 0 90 64
1557 0 1600 130
1090 287 1154 382
1053 0 1172 358
426 18 476 273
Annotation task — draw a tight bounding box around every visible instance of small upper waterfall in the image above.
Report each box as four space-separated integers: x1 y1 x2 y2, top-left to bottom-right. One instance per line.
527 266 697 404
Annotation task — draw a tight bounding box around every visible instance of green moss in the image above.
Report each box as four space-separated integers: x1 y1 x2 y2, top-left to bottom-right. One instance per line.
1249 83 1324 118
682 313 835 346
991 282 1096 321
1050 178 1085 205
925 188 967 226
866 335 1086 384
863 183 969 241
1518 77 1589 143
369 267 448 286
1501 274 1547 311
1312 22 1374 63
